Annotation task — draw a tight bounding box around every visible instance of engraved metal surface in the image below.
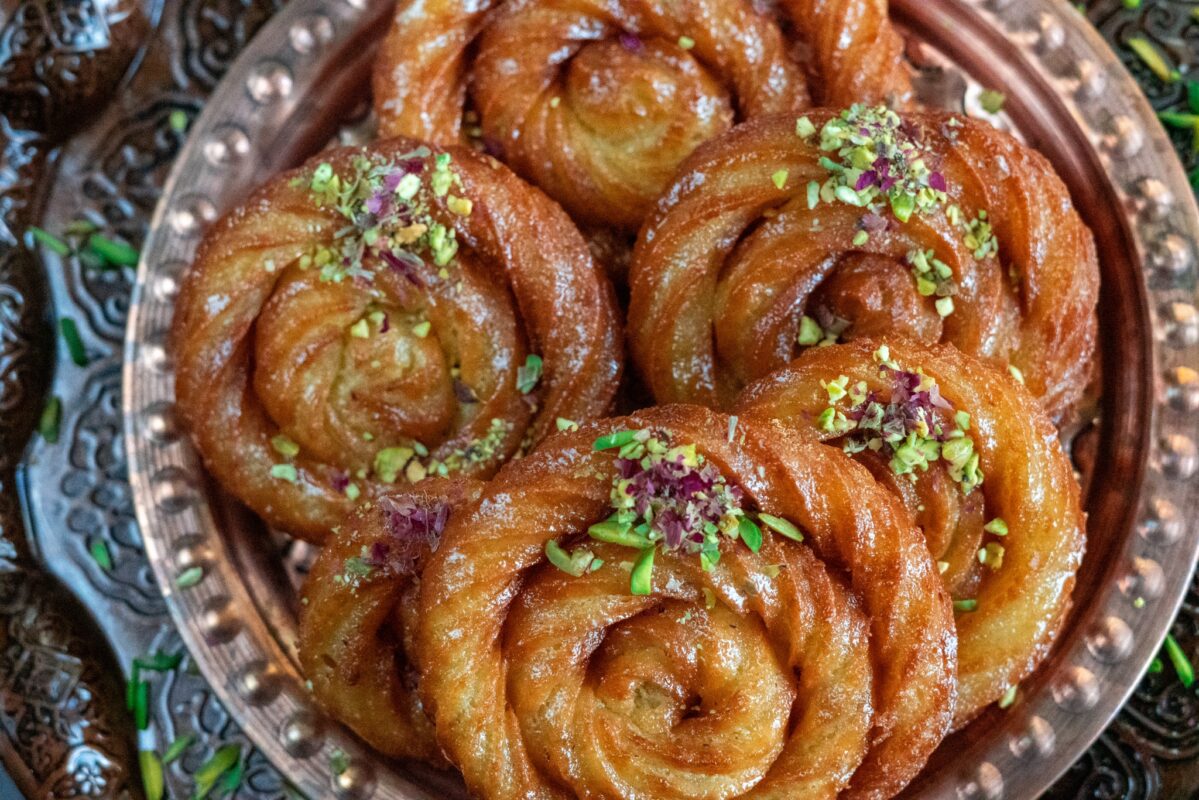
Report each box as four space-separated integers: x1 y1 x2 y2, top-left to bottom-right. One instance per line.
117 1 1199 799
1 0 297 795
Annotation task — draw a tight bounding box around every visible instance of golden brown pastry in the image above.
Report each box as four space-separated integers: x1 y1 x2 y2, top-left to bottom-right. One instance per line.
298 478 482 762
372 0 909 232
416 405 955 799
173 138 622 542
629 106 1099 421
736 338 1086 725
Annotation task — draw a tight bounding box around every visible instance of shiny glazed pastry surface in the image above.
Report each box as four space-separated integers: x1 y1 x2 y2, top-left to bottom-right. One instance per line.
416 405 955 799
298 478 482 762
628 107 1099 420
172 137 622 542
372 0 909 231
736 338 1086 725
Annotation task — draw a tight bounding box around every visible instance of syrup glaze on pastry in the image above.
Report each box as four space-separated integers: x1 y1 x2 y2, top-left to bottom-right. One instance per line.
373 0 909 232
737 339 1086 725
173 138 622 542
416 405 954 799
629 106 1099 421
298 478 482 762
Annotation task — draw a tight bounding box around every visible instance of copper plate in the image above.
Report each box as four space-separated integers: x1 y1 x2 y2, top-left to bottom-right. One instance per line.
122 0 1199 796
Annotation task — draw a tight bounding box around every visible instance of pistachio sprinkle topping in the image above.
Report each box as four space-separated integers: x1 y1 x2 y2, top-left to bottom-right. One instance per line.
819 345 984 494
545 429 804 595
293 147 468 284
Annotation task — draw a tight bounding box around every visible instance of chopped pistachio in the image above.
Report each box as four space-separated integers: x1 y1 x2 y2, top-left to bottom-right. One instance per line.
412 320 432 338
983 517 1008 536
795 116 816 139
797 315 824 346
1127 37 1180 84
271 435 300 458
801 182 818 212
176 566 204 588
588 520 652 549
395 173 421 200
630 546 655 595
1164 633 1195 687
738 517 763 552
405 460 428 482
89 539 114 571
447 195 473 216
60 317 88 366
374 447 414 483
27 226 71 256
38 396 62 444
556 417 579 431
978 89 1006 114
771 169 789 190
677 35 695 49
759 513 803 542
517 354 543 394
349 319 370 338
1007 364 1025 384
594 430 639 451
980 542 1005 569
546 539 594 576
270 463 298 483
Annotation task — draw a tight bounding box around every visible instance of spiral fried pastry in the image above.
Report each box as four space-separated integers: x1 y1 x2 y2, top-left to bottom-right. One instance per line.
298 479 481 762
417 405 955 799
736 338 1085 725
629 106 1099 420
173 138 621 542
373 0 908 231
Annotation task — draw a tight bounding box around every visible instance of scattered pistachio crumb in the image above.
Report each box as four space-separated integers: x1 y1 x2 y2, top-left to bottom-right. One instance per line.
270 463 298 483
678 35 695 49
412 321 432 338
978 89 1006 114
983 518 1008 536
771 169 789 190
447 195 473 216
271 435 300 458
176 566 204 589
797 315 824 346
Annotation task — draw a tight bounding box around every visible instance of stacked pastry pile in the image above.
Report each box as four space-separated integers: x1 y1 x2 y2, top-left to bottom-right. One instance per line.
171 0 1098 795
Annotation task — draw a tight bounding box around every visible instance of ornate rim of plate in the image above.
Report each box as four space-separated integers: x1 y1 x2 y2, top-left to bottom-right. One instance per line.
122 0 1199 795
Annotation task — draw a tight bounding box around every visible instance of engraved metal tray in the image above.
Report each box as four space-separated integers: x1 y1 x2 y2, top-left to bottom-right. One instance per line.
115 0 1199 796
